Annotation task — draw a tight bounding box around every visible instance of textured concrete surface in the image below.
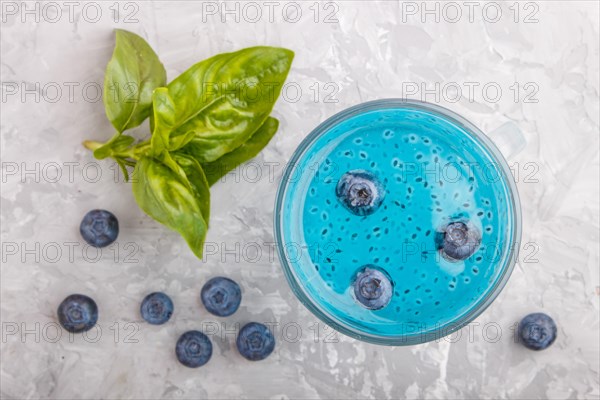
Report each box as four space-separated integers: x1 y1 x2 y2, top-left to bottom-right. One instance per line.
1 1 599 399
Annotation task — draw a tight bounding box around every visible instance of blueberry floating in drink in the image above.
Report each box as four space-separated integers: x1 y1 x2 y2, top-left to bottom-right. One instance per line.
352 266 393 310
336 170 385 216
175 330 213 367
57 294 98 333
80 209 119 248
236 322 275 361
436 221 481 261
201 277 242 317
519 313 557 350
140 292 173 325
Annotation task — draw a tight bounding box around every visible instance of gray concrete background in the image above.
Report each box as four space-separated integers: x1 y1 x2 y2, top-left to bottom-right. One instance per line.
1 1 599 399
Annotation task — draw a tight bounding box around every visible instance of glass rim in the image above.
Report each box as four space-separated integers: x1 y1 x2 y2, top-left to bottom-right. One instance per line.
274 98 522 346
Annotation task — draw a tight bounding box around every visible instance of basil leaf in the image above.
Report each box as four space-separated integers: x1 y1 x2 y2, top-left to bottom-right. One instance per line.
150 88 196 154
92 133 136 160
132 157 207 258
201 117 279 186
168 131 196 151
104 30 166 133
157 150 190 186
150 88 176 156
172 153 211 224
168 46 293 162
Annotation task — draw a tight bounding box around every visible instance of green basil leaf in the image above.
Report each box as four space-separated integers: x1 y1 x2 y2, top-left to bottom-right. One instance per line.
172 153 211 224
150 88 176 156
149 88 196 154
201 117 279 186
168 130 196 151
104 30 166 133
92 133 136 160
157 150 190 186
132 157 207 259
168 46 293 162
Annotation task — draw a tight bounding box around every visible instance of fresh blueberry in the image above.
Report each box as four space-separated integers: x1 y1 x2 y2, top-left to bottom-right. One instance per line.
335 170 385 216
140 292 173 325
57 294 98 333
236 322 275 361
175 330 213 368
201 277 242 317
519 313 557 350
352 266 393 310
80 209 119 248
436 221 481 261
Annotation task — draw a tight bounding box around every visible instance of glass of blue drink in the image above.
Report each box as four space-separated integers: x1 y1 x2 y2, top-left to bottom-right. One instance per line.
274 99 521 345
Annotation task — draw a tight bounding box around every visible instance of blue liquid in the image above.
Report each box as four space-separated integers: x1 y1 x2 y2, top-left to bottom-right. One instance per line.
280 106 516 339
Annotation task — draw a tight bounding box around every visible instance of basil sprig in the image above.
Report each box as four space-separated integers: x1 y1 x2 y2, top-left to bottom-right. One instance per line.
83 30 294 259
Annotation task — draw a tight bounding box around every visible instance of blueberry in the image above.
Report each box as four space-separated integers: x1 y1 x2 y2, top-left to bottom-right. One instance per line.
201 277 242 317
436 221 481 261
175 330 213 368
140 292 173 325
236 322 275 361
335 170 385 216
80 209 119 248
352 266 393 310
519 313 557 350
57 294 98 333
